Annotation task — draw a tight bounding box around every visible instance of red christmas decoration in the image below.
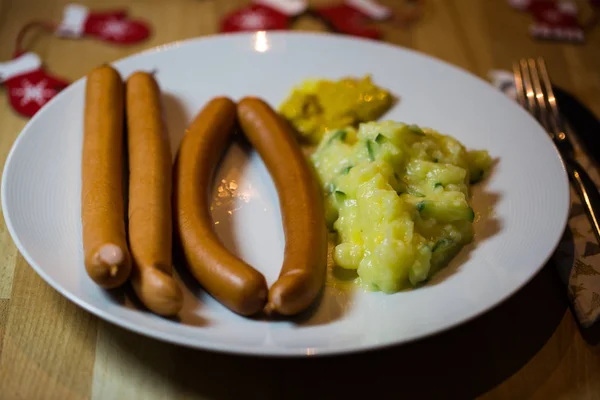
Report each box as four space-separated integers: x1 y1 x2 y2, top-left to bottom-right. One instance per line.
221 0 307 32
0 52 69 118
219 0 423 39
222 5 291 32
0 4 153 118
56 3 151 44
313 0 392 39
509 0 586 42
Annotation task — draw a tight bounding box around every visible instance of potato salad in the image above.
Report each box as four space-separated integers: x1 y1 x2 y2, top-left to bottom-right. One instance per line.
310 121 492 293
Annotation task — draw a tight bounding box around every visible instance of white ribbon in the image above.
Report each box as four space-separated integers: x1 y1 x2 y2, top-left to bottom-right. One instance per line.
253 0 307 16
56 3 89 38
0 52 42 82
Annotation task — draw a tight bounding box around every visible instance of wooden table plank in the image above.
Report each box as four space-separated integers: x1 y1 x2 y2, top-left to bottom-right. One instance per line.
412 0 474 72
92 322 283 400
563 44 600 119
482 0 577 93
0 299 9 359
0 1 30 299
0 209 18 300
92 323 178 400
449 0 495 78
0 257 97 400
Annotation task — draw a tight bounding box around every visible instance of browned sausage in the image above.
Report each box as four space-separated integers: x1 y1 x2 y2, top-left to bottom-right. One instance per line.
126 71 183 316
237 97 327 316
81 65 132 288
173 97 268 316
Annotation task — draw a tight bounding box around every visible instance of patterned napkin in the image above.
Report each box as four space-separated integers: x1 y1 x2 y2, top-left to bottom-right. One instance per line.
489 70 600 327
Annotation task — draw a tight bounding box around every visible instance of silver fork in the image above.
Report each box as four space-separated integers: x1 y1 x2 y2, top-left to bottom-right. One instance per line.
513 57 600 244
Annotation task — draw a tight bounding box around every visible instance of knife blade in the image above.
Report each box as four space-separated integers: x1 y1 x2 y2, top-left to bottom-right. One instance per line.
553 86 600 168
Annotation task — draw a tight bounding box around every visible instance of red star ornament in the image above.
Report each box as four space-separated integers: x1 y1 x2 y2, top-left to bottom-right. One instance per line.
221 0 307 32
314 0 392 39
509 0 585 42
0 52 70 118
56 3 151 45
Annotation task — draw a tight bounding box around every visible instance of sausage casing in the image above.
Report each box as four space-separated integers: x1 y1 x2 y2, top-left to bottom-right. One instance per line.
126 71 183 316
173 97 268 316
237 97 328 316
81 65 132 288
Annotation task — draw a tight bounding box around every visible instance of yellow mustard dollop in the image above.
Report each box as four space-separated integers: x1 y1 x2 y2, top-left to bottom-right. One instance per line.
279 75 395 144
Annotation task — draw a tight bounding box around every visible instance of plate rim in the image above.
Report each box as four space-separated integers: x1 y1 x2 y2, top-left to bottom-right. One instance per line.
1 31 571 357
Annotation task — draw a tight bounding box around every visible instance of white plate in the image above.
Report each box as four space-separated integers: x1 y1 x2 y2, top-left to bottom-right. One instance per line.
1 32 570 357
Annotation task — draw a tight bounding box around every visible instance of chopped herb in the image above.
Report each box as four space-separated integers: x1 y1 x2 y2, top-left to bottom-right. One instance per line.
434 183 443 189
334 190 346 202
407 188 426 198
327 130 347 145
416 201 426 212
432 238 452 252
366 140 375 161
408 124 425 136
433 158 439 163
375 133 385 143
341 165 353 175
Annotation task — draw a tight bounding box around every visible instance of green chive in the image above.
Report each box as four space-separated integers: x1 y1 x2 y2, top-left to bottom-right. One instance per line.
327 130 347 145
408 125 425 136
408 188 425 198
367 140 375 161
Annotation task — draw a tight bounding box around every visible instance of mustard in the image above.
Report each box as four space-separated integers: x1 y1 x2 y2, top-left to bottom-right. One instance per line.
279 75 395 144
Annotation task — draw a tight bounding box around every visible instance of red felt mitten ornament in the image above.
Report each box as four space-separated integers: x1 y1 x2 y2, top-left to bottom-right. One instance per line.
509 0 585 42
313 0 392 39
221 0 307 32
56 3 151 44
0 52 69 118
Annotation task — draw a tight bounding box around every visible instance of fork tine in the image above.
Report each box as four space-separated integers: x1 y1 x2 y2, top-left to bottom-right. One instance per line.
528 58 551 132
520 59 536 115
537 58 560 119
536 57 565 135
513 62 527 108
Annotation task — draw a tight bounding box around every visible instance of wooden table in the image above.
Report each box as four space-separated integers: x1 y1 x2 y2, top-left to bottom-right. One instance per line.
1 0 600 398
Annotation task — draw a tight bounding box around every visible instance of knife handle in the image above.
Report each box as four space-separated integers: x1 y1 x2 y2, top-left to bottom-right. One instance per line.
567 158 600 244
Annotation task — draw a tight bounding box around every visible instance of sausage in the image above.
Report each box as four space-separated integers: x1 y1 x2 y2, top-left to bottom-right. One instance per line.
237 97 328 316
173 97 268 316
126 71 183 316
81 65 131 288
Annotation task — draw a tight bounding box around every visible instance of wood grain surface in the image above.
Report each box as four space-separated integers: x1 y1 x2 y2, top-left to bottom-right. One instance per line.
1 0 600 399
